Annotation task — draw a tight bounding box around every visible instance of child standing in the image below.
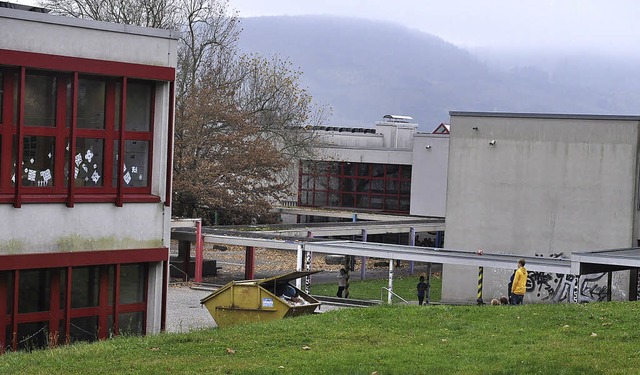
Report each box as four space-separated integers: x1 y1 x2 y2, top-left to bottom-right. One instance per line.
336 268 347 298
416 275 429 305
511 258 528 305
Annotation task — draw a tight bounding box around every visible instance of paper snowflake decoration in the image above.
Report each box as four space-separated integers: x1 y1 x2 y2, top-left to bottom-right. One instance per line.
82 164 88 173
91 170 101 184
40 169 52 184
27 169 36 182
85 149 94 163
74 167 79 179
75 153 83 166
131 166 138 174
123 171 131 185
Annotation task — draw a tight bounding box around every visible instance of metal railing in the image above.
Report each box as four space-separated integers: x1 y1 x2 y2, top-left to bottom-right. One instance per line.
380 287 409 304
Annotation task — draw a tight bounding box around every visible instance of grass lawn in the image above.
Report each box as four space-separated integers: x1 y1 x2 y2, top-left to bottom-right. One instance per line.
2 301 639 374
310 274 442 303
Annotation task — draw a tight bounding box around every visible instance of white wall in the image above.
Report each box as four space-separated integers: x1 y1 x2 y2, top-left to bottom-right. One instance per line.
314 146 413 165
314 132 384 148
410 134 449 217
442 113 639 303
0 8 178 67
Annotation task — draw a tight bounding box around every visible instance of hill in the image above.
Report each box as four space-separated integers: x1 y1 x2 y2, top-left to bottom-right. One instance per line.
238 16 640 131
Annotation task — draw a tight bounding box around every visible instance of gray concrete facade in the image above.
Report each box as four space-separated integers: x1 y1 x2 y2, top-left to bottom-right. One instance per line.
442 112 640 304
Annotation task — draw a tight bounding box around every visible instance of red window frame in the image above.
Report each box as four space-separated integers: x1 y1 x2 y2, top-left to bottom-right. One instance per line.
0 49 175 207
298 160 412 214
0 247 167 352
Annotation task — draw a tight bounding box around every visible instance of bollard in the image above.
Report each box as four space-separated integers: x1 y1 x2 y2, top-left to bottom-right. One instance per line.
476 266 484 305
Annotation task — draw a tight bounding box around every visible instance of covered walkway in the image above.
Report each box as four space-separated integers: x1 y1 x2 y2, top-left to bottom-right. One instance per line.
171 213 640 303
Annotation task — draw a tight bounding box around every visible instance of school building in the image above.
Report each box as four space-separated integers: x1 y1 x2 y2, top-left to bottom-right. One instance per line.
0 4 177 350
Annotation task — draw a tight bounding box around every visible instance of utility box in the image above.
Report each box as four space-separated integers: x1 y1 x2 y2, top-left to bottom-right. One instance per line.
200 271 321 328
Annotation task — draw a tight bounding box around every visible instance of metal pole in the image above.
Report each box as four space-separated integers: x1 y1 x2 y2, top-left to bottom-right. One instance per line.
195 220 203 283
306 231 313 292
344 256 351 299
571 275 579 303
178 240 190 282
304 250 312 295
426 263 432 305
360 229 368 280
296 244 303 289
607 271 612 302
388 259 394 304
409 227 416 275
244 246 255 280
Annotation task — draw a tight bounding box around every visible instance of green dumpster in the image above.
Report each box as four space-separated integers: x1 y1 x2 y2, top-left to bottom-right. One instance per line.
200 271 321 328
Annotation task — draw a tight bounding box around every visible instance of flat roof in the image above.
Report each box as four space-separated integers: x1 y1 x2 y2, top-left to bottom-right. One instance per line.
171 216 445 250
449 111 640 122
571 247 640 274
0 6 179 40
305 241 571 274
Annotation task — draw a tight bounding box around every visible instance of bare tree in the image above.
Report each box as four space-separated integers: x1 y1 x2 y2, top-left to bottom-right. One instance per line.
41 0 329 224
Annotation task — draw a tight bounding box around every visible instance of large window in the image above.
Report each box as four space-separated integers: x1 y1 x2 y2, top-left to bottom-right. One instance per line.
298 161 412 213
0 249 163 352
0 68 157 205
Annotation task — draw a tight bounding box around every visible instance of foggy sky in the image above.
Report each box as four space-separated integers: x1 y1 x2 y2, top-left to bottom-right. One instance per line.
231 0 640 58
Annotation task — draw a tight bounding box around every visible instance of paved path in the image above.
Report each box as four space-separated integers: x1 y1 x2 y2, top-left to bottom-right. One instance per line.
165 284 217 333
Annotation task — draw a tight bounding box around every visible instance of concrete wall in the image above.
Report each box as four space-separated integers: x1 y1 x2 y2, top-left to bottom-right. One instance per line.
0 7 178 67
0 203 166 253
314 131 384 148
314 146 413 165
442 113 640 303
410 134 449 217
376 123 418 148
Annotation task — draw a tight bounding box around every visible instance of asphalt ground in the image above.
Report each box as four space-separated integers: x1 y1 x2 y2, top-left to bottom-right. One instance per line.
165 242 442 333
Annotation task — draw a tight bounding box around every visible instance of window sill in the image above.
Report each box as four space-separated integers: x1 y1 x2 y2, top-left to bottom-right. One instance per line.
0 193 162 204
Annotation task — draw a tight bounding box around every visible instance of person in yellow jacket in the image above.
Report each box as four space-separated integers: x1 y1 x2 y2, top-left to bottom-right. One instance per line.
510 258 528 305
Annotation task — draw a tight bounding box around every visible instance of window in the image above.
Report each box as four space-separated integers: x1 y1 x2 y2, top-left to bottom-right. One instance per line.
0 250 159 351
299 161 412 213
0 67 158 204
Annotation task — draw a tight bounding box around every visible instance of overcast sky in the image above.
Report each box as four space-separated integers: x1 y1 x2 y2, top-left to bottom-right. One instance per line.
231 0 640 58
12 0 639 58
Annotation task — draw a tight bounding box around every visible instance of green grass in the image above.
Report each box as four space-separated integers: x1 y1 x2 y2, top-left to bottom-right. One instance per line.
310 274 442 303
3 302 640 374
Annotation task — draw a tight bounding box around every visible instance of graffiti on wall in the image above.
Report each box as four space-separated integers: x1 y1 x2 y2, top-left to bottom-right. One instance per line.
490 252 628 302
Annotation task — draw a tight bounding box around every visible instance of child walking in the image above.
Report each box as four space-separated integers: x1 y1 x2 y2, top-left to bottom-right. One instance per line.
416 275 429 305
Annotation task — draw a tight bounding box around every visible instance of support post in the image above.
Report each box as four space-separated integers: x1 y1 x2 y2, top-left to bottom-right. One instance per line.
304 250 312 294
409 227 416 274
426 263 432 304
571 275 580 303
476 266 484 305
436 231 443 248
296 244 303 289
305 231 313 292
344 256 351 299
194 220 203 283
360 229 368 280
388 259 394 304
178 240 191 282
607 271 612 302
244 246 255 280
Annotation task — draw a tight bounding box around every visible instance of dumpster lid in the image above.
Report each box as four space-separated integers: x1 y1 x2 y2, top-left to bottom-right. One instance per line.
258 270 322 286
